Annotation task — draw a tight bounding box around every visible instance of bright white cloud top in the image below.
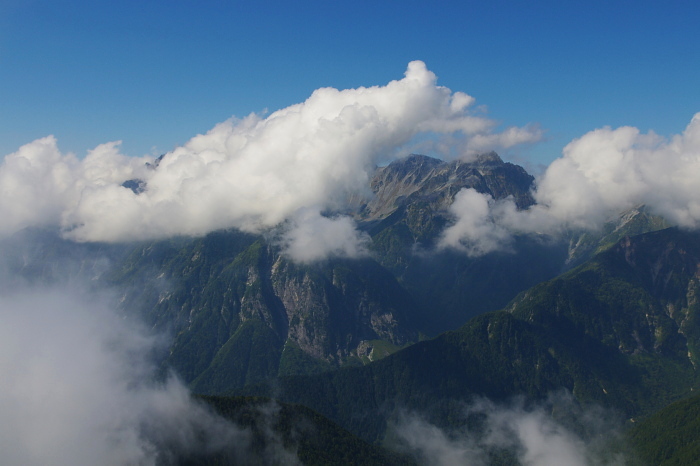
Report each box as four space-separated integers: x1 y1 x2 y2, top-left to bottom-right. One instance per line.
439 114 700 254
1 61 700 261
0 62 539 257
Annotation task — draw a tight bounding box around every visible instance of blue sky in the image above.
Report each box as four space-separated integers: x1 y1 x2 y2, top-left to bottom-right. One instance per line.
1 0 698 166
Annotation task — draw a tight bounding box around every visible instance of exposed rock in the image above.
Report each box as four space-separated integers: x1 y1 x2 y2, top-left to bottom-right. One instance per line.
358 153 535 223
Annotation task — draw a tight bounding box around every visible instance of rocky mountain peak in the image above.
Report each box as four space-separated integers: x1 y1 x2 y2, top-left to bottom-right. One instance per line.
359 152 534 222
472 150 503 166
382 153 444 182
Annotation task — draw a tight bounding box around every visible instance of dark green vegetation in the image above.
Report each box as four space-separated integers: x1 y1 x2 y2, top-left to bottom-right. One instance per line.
183 396 415 465
3 153 697 463
239 228 700 448
4 154 665 398
107 234 424 392
628 390 700 465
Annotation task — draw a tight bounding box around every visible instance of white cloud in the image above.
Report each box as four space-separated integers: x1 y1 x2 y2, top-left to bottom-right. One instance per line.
441 113 700 256
279 208 370 263
465 124 544 154
535 113 700 229
0 61 540 263
390 394 625 466
438 188 514 256
482 404 590 466
7 62 699 261
392 413 485 465
0 136 150 238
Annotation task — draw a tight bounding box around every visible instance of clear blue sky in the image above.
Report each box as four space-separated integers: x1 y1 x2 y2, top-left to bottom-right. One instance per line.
1 0 697 166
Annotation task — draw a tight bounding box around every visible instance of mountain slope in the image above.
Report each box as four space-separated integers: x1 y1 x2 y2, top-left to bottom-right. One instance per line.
185 396 415 465
239 228 700 443
360 153 570 334
105 233 422 392
358 152 535 225
102 152 561 390
0 153 673 398
627 390 700 465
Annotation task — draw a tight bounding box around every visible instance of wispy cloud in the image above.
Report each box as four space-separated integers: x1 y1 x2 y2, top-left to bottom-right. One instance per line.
389 393 626 466
278 208 371 263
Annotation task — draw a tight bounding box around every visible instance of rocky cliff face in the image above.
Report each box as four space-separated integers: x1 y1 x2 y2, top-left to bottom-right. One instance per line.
608 228 700 366
358 152 535 224
270 256 416 361
106 235 419 391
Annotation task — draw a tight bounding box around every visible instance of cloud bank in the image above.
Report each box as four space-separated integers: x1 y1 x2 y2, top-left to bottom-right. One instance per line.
0 284 297 465
440 113 700 255
3 60 699 260
0 61 539 261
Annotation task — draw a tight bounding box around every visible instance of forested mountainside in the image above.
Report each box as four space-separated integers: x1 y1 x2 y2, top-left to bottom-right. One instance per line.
1 153 669 396
184 396 415 465
238 228 700 445
2 152 695 463
627 390 700 465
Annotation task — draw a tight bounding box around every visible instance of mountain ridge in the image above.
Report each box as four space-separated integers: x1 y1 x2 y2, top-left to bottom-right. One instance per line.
237 227 700 443
1 153 677 399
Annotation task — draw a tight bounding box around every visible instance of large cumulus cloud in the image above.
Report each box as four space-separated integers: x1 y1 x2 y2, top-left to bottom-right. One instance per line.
6 60 699 261
440 113 700 254
0 61 539 261
536 114 700 229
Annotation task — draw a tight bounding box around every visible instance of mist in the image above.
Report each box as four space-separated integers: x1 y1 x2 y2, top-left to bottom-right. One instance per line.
0 282 298 465
388 393 627 466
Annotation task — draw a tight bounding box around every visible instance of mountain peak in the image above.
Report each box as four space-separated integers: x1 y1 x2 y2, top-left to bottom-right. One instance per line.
382 154 444 183
473 151 503 165
402 153 444 166
361 152 533 222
